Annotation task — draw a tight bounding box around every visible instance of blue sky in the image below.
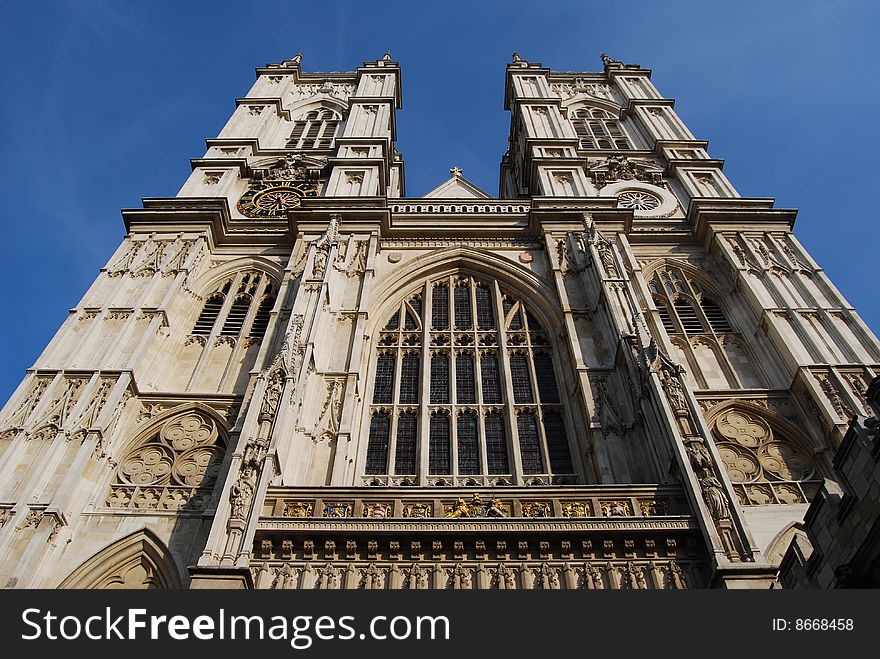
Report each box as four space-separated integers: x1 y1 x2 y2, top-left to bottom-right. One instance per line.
0 0 877 404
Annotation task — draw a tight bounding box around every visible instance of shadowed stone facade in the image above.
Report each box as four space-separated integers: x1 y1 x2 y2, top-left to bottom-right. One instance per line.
0 52 877 589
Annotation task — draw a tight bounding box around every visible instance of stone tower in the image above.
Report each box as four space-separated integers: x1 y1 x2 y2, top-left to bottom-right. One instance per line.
0 52 877 589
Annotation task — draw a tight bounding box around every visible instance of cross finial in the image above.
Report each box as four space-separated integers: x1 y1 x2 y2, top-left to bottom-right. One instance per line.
450 166 463 178
383 50 392 61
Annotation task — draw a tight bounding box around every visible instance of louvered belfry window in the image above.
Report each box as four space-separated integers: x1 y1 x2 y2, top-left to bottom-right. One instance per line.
649 266 736 338
363 274 576 484
571 108 631 150
190 272 276 343
286 109 340 150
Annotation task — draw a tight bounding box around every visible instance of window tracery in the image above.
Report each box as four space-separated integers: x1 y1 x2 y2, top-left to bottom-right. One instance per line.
286 109 341 150
106 410 226 511
363 274 576 484
191 271 276 342
711 408 820 506
570 107 631 151
647 264 764 389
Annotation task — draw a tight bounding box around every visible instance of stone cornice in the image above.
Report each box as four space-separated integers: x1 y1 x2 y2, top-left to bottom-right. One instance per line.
689 197 798 247
256 518 699 533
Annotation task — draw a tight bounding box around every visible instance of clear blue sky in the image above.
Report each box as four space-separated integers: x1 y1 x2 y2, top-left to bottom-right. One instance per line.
0 0 877 404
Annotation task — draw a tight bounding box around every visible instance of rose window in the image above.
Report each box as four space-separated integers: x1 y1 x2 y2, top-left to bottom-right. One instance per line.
617 190 661 211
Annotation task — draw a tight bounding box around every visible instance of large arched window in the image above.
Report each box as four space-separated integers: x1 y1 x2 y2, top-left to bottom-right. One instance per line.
570 107 631 151
363 274 576 486
191 271 276 342
286 109 340 150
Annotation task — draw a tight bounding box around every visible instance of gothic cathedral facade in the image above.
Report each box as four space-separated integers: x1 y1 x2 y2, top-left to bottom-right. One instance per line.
1 52 878 590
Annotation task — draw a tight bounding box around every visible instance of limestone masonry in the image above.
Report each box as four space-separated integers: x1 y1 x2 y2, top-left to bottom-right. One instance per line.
1 52 877 589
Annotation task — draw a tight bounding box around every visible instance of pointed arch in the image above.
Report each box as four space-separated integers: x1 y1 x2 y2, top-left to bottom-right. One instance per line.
367 247 564 337
561 97 625 118
359 249 584 486
58 528 183 589
286 94 349 118
189 256 282 298
764 522 810 565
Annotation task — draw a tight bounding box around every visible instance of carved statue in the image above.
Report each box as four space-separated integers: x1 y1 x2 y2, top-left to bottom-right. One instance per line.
685 439 712 471
661 369 688 414
699 472 732 521
446 497 470 518
486 497 507 517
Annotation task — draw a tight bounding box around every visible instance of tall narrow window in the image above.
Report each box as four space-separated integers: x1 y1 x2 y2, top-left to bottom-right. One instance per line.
192 294 224 335
543 411 574 473
454 285 472 329
220 297 250 336
404 300 421 330
399 354 420 404
373 354 395 404
430 354 449 404
456 353 476 404
457 412 480 475
510 353 534 403
191 272 275 343
475 285 494 329
646 263 760 390
428 414 451 474
674 299 703 334
534 353 559 403
656 303 676 334
394 413 417 474
480 354 502 404
365 412 390 474
432 283 449 330
249 296 275 339
701 298 732 333
517 413 544 474
485 413 510 475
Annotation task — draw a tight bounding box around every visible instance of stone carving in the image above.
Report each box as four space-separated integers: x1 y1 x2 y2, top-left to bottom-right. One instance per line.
813 372 853 420
444 493 508 518
601 501 631 517
364 502 392 518
521 501 551 518
324 502 353 518
314 379 344 438
402 502 432 518
283 501 314 517
561 501 591 518
346 240 368 277
0 377 50 440
402 564 429 590
107 236 198 278
29 377 88 441
309 214 340 280
589 155 663 189
67 379 113 442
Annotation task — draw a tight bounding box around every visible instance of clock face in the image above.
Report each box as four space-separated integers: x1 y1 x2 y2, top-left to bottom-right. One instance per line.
236 181 317 218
